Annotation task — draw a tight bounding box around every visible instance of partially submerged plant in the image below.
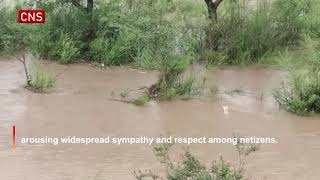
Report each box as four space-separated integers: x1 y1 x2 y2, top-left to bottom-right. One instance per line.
273 69 320 115
111 55 204 106
147 54 204 101
132 95 150 106
17 52 55 93
28 60 55 93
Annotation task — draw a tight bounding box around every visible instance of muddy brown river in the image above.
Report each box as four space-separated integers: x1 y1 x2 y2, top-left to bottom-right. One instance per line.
1 57 320 180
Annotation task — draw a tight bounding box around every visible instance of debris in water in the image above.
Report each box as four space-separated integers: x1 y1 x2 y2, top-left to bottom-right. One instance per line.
223 106 229 115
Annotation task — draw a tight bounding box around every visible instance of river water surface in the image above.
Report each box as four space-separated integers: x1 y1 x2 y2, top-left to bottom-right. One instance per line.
1 57 320 180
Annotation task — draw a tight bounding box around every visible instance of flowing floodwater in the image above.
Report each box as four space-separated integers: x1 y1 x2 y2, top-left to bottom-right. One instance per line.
1 57 320 180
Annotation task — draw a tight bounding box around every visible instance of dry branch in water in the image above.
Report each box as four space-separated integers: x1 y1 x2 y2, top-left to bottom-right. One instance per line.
16 52 31 86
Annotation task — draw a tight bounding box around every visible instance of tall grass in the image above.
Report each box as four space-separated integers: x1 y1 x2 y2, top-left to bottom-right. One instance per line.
203 0 312 65
304 0 320 38
28 61 55 93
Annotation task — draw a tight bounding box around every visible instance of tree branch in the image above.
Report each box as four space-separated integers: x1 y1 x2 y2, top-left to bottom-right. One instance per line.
16 52 31 86
204 0 224 20
213 0 224 7
204 0 213 6
70 0 87 12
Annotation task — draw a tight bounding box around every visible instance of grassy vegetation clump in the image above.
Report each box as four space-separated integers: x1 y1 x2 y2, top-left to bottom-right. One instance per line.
274 71 320 115
28 61 55 93
17 53 55 93
147 55 203 101
273 37 320 115
115 55 203 106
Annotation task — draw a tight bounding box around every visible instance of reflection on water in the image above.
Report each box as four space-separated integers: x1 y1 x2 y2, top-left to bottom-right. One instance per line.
0 58 319 180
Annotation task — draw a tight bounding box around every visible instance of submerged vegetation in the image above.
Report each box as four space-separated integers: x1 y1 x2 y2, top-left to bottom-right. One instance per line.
147 55 204 101
17 53 55 93
28 60 55 93
132 95 150 106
